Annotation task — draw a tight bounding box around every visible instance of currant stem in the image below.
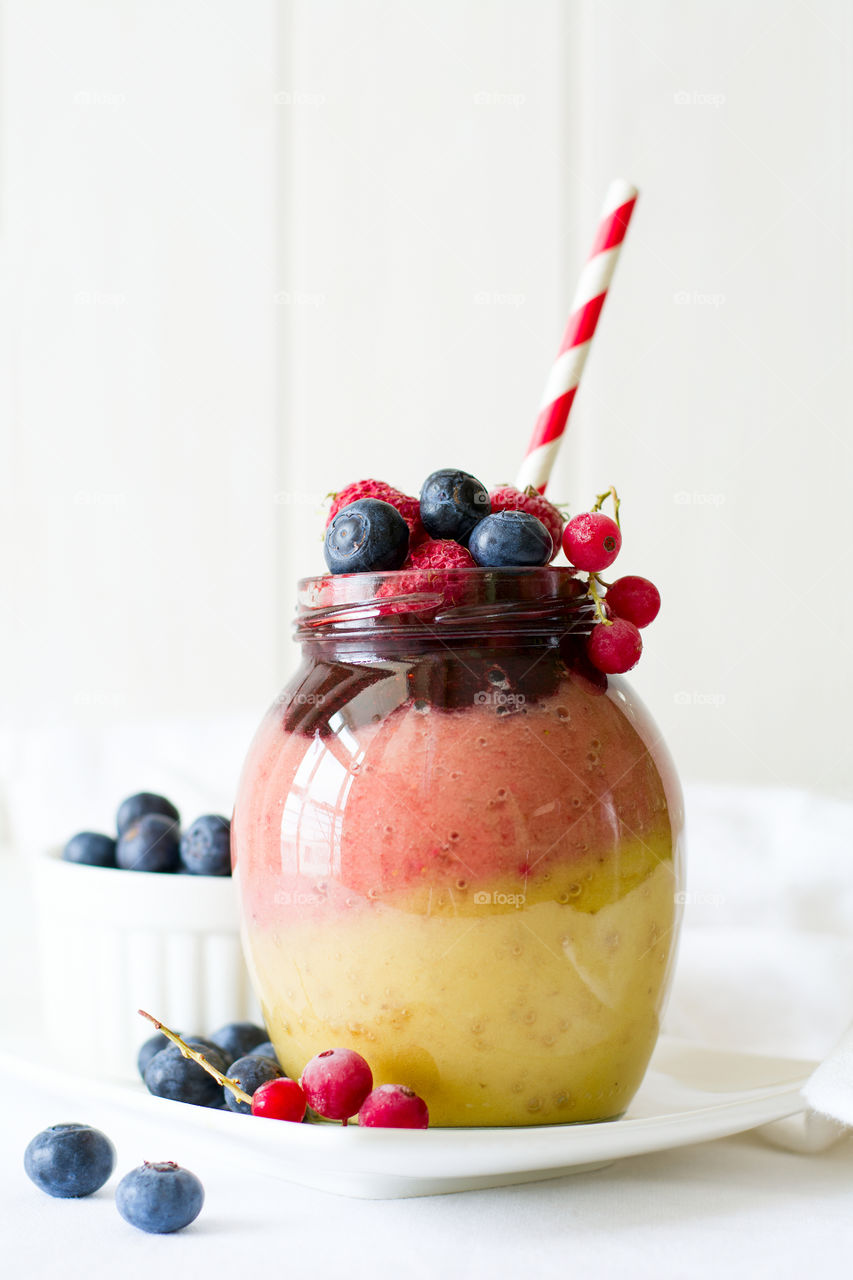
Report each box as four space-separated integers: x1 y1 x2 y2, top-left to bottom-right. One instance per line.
138 1009 252 1105
586 573 612 625
591 486 621 529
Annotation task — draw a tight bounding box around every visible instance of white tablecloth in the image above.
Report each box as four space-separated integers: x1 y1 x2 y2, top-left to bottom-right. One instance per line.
2 779 852 1278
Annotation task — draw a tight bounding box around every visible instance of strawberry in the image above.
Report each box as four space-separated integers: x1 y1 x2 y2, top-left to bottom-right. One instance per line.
327 479 424 543
488 485 564 562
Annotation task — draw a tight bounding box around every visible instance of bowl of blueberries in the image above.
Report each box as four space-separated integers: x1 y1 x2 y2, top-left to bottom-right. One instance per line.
33 791 261 1083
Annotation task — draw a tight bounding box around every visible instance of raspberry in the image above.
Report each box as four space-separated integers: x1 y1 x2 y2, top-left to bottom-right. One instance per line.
327 480 423 543
408 539 474 571
562 512 622 572
358 1084 429 1129
586 618 643 674
605 576 660 629
376 538 475 605
300 1048 373 1123
489 486 563 562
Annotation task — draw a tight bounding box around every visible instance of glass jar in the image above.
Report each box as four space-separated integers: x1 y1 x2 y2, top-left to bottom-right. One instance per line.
233 568 684 1126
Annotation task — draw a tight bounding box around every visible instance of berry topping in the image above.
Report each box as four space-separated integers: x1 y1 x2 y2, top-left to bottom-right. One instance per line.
375 538 476 607
24 1123 115 1199
562 512 622 572
586 617 643 674
209 1021 269 1065
324 498 410 574
488 485 563 562
468 510 553 567
300 1047 374 1123
61 831 116 868
358 1084 430 1129
180 814 231 876
115 1161 204 1234
328 479 423 543
419 469 490 543
251 1077 308 1122
143 1040 228 1108
116 792 180 835
116 813 180 873
223 1055 284 1114
605 575 661 629
407 537 475 570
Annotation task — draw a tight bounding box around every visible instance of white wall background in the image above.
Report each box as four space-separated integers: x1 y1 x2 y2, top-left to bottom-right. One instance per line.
1 0 851 842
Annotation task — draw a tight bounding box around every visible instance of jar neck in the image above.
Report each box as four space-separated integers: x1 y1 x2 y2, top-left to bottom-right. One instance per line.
294 567 596 650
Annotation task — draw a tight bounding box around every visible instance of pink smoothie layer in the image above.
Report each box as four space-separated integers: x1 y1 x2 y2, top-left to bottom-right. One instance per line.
233 672 675 927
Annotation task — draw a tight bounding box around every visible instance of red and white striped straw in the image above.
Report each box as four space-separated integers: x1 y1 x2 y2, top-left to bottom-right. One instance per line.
515 179 638 494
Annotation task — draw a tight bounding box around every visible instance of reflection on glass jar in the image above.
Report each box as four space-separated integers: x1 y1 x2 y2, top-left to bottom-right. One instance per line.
233 568 684 1126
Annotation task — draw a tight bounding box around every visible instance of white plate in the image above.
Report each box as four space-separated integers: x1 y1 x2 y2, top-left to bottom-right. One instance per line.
0 1038 813 1199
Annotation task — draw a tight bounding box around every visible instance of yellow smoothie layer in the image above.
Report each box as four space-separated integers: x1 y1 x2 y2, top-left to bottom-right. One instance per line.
243 835 677 1126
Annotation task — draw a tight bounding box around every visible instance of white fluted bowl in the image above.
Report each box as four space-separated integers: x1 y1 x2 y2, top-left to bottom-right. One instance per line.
33 850 261 1082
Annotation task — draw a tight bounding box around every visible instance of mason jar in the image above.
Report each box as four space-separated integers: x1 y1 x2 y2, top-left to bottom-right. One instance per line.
233 567 684 1126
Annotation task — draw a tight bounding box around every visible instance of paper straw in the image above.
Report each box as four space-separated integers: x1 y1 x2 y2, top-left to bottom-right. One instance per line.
515 179 638 493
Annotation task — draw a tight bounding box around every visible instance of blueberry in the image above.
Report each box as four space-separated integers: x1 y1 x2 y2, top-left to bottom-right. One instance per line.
62 831 116 867
24 1123 115 1198
116 1161 203 1234
116 792 180 835
137 1032 170 1079
209 1021 269 1065
324 498 409 574
116 813 180 873
248 1041 280 1066
182 1035 224 1056
138 1031 216 1079
143 1041 227 1108
224 1055 284 1114
468 509 553 567
180 814 231 876
419 469 490 543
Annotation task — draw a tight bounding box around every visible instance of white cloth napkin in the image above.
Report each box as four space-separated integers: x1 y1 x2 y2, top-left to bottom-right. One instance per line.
803 1024 853 1126
662 783 853 1152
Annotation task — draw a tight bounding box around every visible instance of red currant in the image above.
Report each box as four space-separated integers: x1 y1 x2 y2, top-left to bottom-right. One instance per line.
358 1084 430 1129
605 576 660 628
251 1077 307 1122
562 513 621 571
586 618 643 674
300 1048 373 1123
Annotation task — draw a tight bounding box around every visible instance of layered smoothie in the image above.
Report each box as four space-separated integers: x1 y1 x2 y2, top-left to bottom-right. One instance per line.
233 588 682 1127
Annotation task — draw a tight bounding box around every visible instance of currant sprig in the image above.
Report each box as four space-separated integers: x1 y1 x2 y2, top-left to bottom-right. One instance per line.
560 488 660 674
139 1010 252 1106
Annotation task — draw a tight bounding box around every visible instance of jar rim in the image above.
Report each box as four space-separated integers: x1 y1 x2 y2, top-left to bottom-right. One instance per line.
295 566 596 641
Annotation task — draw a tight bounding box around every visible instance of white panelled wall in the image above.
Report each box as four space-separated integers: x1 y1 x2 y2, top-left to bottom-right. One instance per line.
569 0 853 801
278 0 853 799
1 0 852 836
1 0 280 728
